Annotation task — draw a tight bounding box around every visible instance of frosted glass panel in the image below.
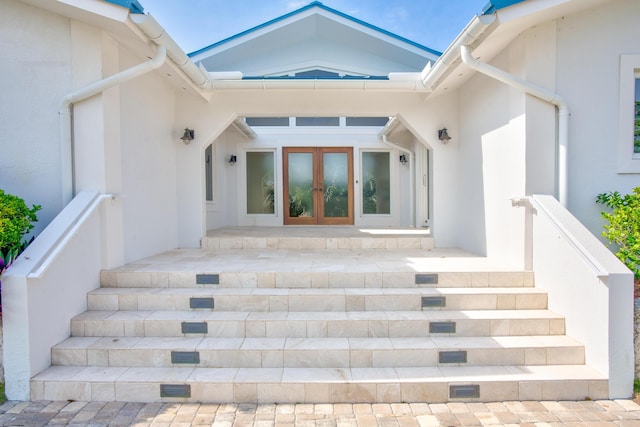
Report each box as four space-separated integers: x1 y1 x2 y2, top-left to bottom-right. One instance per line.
246 152 274 214
323 153 348 218
362 152 390 214
288 153 314 218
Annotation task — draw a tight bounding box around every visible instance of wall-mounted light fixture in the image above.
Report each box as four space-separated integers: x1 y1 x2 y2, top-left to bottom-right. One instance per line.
228 155 237 165
180 128 194 145
438 128 451 143
399 154 408 165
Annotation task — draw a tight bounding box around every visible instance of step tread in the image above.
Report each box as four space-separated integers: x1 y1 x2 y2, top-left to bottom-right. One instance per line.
72 309 564 321
32 364 606 384
89 287 547 296
53 335 583 351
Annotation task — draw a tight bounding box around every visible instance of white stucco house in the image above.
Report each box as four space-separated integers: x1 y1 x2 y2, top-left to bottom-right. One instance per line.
0 0 637 403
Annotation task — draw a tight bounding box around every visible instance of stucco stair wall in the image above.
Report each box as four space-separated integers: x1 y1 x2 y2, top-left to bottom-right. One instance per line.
30 229 607 403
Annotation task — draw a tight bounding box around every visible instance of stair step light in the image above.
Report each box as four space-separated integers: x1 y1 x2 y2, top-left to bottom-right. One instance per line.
160 384 191 398
190 297 215 309
181 321 208 334
429 321 456 334
415 274 438 285
196 274 219 285
449 384 480 399
439 350 467 363
422 296 446 308
171 351 200 364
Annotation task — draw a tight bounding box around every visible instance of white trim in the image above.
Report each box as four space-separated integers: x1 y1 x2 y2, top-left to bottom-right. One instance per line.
617 54 640 173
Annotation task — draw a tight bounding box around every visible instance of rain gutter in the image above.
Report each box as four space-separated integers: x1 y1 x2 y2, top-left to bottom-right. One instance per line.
421 14 496 90
129 14 212 90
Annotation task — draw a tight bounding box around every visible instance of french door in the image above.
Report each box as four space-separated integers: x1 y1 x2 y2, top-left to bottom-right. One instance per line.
283 147 353 225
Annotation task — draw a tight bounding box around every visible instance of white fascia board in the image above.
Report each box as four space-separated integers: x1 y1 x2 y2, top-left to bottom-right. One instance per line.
312 9 440 61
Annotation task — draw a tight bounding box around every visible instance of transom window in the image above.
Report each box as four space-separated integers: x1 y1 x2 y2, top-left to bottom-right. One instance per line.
244 116 389 128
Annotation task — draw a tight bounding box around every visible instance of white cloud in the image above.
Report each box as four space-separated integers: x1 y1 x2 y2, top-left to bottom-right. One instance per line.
287 1 308 10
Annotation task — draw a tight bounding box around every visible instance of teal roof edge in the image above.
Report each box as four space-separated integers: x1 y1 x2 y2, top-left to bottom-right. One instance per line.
188 1 442 58
482 0 527 14
104 0 144 14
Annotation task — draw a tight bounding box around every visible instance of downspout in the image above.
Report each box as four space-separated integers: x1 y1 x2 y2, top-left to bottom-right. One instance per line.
460 45 569 206
60 45 167 205
381 133 415 227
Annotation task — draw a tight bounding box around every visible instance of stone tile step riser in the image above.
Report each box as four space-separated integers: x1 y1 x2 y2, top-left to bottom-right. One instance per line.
30 365 608 403
51 346 585 369
70 317 566 338
87 292 548 312
201 236 435 250
99 271 535 289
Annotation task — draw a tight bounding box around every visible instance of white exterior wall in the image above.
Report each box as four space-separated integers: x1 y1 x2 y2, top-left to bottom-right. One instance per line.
1 0 181 264
0 0 73 232
554 0 640 237
119 52 179 260
173 90 451 244
206 128 241 230
456 48 527 262
400 96 459 248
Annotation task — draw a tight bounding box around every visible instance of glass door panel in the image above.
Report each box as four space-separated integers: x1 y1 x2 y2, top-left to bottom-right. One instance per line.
319 149 353 224
246 151 275 214
283 147 353 225
362 152 390 215
287 152 314 219
322 153 348 218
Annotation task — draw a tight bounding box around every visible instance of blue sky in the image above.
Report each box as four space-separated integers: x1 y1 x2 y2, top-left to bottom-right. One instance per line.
141 0 490 55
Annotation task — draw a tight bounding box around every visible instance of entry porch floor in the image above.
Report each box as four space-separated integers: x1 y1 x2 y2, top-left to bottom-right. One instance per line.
117 227 520 274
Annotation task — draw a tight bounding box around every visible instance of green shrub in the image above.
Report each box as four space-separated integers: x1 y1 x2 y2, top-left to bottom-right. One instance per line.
596 187 640 280
0 189 41 273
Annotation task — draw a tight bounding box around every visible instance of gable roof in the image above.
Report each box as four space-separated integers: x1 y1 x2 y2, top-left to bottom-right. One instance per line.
188 1 441 78
189 1 441 59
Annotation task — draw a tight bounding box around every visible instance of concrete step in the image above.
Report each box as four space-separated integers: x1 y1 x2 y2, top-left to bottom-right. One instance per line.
52 335 584 369
201 227 434 250
100 269 534 289
87 287 548 312
30 364 607 403
70 310 565 338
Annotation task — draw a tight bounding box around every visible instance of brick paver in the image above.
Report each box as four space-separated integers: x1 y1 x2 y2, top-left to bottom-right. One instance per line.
0 399 640 426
